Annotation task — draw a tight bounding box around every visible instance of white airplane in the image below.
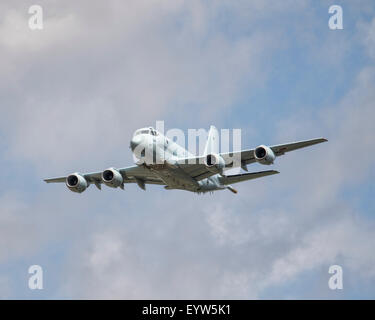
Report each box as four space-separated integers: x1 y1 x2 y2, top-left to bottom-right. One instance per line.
44 126 327 194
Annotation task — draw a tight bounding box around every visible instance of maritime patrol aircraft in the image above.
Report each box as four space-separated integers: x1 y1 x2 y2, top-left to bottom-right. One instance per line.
44 126 327 194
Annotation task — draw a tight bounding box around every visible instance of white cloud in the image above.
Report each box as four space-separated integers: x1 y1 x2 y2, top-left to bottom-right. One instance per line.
0 0 375 299
57 6 375 298
0 0 281 173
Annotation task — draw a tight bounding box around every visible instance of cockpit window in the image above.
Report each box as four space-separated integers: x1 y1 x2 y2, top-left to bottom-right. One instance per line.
134 129 158 136
135 129 150 136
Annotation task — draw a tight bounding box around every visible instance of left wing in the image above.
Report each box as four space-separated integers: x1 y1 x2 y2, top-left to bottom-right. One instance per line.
176 137 327 180
221 137 328 167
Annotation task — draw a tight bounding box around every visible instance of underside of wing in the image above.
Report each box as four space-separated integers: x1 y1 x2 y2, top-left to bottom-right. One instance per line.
220 149 256 167
119 166 165 185
220 137 327 168
44 165 165 187
269 137 327 155
177 162 214 181
44 177 66 183
175 137 327 179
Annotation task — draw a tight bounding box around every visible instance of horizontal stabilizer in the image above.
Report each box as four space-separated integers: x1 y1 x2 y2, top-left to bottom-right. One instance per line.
220 170 279 185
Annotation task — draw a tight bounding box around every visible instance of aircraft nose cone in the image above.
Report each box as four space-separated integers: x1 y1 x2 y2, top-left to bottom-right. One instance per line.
130 136 143 151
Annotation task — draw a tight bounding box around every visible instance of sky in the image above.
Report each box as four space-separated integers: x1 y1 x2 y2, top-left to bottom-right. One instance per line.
0 0 374 299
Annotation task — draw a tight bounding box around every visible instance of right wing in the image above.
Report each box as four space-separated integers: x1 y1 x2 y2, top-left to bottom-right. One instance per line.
44 165 165 188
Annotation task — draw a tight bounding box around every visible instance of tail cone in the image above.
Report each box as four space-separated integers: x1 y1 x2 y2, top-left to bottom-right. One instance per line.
227 186 238 194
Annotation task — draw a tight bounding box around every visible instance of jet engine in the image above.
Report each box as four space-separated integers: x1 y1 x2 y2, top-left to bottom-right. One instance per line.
204 154 225 174
254 145 276 165
102 168 124 188
66 173 88 193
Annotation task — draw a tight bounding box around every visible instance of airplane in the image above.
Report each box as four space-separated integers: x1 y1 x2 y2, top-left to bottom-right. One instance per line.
44 126 327 194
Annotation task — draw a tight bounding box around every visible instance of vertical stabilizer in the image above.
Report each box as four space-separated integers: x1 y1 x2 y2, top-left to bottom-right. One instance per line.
204 125 220 155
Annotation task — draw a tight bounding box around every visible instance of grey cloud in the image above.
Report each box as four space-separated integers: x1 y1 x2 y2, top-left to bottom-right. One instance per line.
0 0 375 299
0 0 280 174
57 8 375 298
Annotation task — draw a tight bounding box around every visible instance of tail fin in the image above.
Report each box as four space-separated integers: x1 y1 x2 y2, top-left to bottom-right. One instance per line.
204 125 220 155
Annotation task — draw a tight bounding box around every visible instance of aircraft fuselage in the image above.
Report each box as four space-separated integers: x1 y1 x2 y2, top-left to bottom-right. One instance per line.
130 127 224 193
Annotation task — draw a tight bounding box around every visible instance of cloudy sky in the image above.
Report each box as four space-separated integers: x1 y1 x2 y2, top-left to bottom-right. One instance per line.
0 0 374 299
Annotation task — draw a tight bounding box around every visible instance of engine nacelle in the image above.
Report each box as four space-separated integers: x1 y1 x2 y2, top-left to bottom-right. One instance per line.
66 173 88 193
254 145 276 165
102 168 123 188
204 154 225 174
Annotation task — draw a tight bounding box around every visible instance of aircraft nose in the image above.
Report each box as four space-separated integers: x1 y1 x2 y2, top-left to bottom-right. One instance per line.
130 135 143 151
